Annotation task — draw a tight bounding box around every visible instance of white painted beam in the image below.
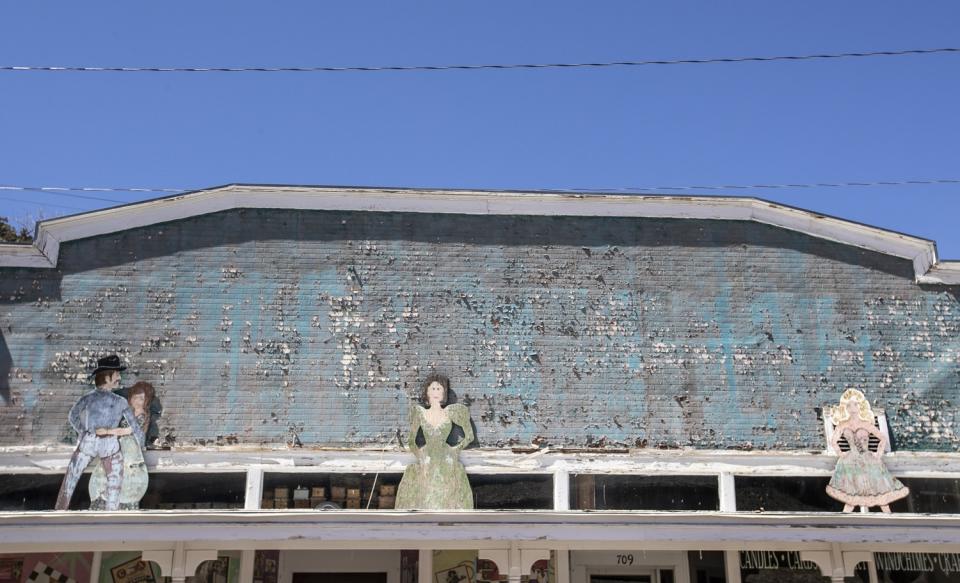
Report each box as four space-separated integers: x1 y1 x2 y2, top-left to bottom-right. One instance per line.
723 551 741 583
4 511 960 552
555 551 570 583
239 551 255 583
5 448 960 479
553 470 570 511
418 550 433 583
718 473 736 512
245 468 264 510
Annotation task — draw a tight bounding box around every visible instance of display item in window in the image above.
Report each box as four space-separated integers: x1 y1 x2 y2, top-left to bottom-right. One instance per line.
825 388 909 512
396 374 475 509
89 381 153 510
55 355 145 510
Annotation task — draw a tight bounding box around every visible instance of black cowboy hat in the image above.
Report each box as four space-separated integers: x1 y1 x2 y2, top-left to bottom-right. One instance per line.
89 354 127 377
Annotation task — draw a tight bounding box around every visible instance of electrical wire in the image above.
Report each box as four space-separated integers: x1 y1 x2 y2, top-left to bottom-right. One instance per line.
550 178 960 193
1 188 128 204
2 48 957 74
0 194 85 211
0 185 181 194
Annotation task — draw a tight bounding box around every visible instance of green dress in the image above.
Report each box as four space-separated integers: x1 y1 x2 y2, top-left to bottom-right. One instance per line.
88 414 149 510
396 404 475 510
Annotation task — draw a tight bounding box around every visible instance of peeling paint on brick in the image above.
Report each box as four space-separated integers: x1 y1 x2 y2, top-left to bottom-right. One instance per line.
0 210 958 451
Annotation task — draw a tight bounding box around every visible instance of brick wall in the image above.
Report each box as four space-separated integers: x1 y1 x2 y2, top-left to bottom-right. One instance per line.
1 208 958 450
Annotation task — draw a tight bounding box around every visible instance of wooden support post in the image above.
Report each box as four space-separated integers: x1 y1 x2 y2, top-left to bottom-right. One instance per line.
718 473 736 512
239 550 256 583
418 550 433 583
90 552 102 583
555 551 570 583
245 468 264 510
724 551 742 583
553 470 570 511
508 544 522 583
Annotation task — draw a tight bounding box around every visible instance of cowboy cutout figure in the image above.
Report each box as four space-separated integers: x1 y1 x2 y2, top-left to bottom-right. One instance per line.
55 355 145 510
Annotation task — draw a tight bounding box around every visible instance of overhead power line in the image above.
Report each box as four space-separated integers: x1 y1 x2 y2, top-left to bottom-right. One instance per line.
2 47 957 74
0 185 181 194
1 178 959 201
560 178 960 193
0 195 85 211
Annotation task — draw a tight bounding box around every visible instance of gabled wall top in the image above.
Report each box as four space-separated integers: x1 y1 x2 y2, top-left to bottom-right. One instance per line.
1 184 957 283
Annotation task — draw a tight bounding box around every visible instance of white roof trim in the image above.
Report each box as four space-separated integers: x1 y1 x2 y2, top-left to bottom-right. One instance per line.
3 447 960 479
3 510 960 551
0 185 951 283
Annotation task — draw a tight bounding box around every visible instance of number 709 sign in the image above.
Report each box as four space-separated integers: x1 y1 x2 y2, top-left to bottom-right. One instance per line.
616 554 635 565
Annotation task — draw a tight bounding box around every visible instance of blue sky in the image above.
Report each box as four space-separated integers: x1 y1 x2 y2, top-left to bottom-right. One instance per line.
1 2 958 256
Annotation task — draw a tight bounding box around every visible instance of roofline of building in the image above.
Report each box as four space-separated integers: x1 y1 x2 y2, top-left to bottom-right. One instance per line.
0 184 957 283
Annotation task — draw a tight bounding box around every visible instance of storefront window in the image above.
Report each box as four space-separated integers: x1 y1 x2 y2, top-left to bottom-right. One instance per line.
0 474 89 511
571 475 719 510
874 552 960 582
472 474 553 509
734 477 836 512
142 472 246 509
0 472 245 510
687 551 725 583
262 472 402 510
738 551 827 582
891 478 960 514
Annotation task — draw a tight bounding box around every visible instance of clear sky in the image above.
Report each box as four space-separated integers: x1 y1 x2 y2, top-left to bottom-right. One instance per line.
1 2 958 257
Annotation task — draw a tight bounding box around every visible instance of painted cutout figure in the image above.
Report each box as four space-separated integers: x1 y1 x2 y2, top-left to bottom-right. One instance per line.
396 374 475 509
55 355 145 510
89 381 153 509
825 388 909 513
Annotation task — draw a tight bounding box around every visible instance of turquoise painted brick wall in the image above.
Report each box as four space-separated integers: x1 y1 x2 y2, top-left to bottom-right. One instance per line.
0 208 958 451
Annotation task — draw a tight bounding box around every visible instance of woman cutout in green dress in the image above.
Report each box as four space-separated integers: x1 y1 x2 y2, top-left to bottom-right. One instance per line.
396 374 475 510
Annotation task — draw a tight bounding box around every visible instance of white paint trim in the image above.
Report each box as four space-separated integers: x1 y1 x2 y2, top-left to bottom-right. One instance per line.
553 470 570 511
186 550 221 577
555 551 570 583
245 468 264 510
723 551 741 583
718 473 736 512
90 551 103 583
4 447 960 478
418 549 433 583
0 185 950 283
142 549 174 577
842 551 873 577
917 261 960 285
239 550 255 583
4 510 960 552
478 550 508 575
798 551 833 578
520 549 551 576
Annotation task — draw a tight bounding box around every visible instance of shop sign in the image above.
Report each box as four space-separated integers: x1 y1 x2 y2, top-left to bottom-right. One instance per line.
739 551 819 571
875 552 960 579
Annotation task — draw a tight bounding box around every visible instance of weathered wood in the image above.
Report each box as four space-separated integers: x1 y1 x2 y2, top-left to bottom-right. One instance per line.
4 447 960 477
4 510 960 552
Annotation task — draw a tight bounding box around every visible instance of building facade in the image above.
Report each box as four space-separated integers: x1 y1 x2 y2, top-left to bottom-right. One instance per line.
1 186 960 583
